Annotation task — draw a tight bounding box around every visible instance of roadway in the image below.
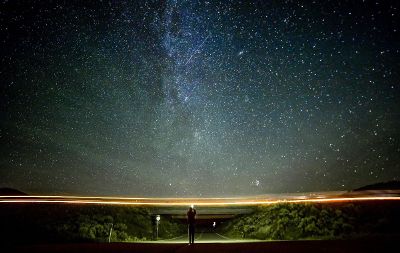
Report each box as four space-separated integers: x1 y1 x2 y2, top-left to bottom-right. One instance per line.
158 231 257 243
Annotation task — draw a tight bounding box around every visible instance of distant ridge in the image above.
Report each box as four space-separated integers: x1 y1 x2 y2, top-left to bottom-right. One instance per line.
0 188 28 196
354 180 400 191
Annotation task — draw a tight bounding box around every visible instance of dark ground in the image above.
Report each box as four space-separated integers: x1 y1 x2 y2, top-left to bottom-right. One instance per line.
5 236 399 253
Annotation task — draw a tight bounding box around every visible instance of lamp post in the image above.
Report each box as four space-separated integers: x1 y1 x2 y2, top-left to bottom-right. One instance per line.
156 215 160 240
108 223 113 243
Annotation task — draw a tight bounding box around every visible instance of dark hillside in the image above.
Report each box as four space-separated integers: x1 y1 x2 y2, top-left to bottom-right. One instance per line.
354 181 400 191
0 188 28 196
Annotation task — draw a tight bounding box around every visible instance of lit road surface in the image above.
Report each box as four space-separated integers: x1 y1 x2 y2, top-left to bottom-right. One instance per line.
158 232 257 243
1 190 400 206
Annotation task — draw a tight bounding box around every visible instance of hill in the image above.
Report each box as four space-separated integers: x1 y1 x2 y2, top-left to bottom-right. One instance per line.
0 188 28 196
354 181 400 191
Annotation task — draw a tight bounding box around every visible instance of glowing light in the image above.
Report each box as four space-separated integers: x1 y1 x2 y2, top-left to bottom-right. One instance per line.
1 194 400 206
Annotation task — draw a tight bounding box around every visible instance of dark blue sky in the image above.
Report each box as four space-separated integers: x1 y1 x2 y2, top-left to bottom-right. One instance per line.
1 0 399 196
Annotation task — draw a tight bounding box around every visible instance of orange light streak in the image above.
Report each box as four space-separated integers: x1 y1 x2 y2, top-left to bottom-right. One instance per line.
1 196 400 206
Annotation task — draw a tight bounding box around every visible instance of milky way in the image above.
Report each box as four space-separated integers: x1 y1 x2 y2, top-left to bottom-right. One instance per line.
1 0 399 196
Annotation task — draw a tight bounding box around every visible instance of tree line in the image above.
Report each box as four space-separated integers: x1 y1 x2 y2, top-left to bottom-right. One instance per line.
0 204 185 244
219 202 400 240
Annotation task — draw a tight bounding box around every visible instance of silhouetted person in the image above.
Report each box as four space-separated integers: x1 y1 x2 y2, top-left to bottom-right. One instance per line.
187 206 196 244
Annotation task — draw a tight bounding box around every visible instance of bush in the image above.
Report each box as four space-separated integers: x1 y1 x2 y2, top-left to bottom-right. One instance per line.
219 203 365 240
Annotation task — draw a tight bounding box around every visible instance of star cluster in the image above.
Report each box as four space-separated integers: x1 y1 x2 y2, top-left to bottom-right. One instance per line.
1 0 399 196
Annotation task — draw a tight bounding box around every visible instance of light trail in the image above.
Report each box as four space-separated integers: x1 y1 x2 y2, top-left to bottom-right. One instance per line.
1 193 400 206
184 33 211 66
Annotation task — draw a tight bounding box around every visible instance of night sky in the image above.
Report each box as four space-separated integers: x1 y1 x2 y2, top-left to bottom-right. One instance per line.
1 0 399 197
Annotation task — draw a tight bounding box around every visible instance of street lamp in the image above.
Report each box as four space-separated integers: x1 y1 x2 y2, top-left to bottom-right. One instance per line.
156 215 160 240
108 223 113 243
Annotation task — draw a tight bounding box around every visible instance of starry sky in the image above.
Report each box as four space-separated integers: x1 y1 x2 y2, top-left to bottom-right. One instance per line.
1 0 399 197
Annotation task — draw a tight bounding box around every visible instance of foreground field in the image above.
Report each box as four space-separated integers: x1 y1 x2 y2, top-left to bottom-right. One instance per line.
6 236 399 253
